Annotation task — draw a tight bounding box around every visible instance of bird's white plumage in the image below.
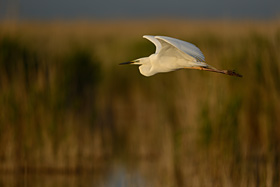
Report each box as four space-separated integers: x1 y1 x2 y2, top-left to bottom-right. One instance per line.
121 35 242 77
155 36 205 62
143 35 205 62
122 35 210 76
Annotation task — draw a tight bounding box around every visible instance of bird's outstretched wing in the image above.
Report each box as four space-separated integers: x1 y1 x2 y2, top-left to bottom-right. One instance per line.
155 36 205 62
143 35 162 54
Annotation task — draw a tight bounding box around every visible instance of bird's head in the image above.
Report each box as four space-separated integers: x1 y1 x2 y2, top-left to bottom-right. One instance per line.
119 57 153 77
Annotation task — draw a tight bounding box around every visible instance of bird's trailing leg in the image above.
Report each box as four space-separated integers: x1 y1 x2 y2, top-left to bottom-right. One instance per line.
186 67 242 77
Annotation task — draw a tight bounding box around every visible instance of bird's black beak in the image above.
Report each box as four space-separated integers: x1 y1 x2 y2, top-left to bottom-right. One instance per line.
119 61 134 65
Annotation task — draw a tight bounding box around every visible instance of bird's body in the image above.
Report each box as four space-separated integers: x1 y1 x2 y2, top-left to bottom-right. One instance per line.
120 35 242 77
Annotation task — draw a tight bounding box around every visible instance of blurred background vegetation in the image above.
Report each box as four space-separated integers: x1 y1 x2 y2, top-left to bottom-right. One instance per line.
0 20 280 186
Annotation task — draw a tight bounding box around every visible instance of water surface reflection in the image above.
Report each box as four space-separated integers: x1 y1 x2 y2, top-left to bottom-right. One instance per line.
0 163 147 187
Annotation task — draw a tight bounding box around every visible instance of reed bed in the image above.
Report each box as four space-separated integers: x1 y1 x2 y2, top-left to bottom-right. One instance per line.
0 20 280 186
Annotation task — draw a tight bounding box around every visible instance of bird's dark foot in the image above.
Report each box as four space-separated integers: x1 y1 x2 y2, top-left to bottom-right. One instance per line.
224 70 243 77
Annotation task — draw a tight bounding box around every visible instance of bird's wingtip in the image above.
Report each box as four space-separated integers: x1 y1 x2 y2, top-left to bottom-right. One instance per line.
143 35 153 38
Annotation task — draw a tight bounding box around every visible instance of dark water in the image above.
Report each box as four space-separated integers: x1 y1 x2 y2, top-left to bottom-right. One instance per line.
0 164 146 187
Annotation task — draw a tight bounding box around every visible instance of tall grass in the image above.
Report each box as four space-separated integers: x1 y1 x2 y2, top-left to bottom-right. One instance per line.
0 20 280 186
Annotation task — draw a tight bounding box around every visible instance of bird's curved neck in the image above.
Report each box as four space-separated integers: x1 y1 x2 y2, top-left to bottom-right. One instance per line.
139 57 155 76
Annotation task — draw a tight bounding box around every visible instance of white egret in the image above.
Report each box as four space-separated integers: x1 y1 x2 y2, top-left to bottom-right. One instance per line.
120 35 242 77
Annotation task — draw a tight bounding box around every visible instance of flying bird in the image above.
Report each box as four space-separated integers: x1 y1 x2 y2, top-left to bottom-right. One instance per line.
120 35 242 77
